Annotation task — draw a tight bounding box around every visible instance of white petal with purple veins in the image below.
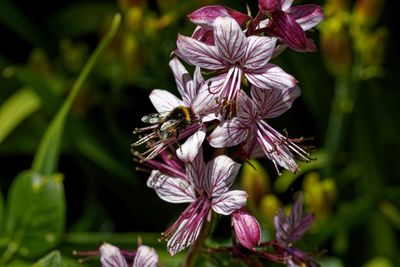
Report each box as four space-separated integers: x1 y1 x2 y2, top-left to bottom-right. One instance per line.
147 170 196 203
133 245 158 267
236 90 257 121
212 190 248 215
100 243 128 267
177 34 225 70
169 57 194 105
205 155 241 196
149 89 185 113
251 86 301 118
177 126 206 163
208 118 250 148
244 36 276 69
245 63 297 90
214 17 247 64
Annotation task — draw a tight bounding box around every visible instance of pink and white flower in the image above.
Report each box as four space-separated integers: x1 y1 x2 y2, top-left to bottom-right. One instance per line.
177 16 297 109
147 149 247 255
133 57 219 162
100 243 158 267
208 86 310 173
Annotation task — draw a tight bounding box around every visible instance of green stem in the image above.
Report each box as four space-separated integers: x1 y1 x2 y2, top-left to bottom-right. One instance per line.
64 232 161 245
31 14 121 175
183 212 214 267
322 76 353 176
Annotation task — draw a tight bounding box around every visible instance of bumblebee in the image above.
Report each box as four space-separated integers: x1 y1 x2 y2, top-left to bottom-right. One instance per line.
141 106 192 140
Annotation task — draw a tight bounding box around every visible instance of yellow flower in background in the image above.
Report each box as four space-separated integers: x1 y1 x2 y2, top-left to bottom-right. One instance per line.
303 172 336 219
241 160 270 210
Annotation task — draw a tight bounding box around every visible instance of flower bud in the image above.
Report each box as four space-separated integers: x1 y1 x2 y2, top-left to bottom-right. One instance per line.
353 0 384 27
320 18 352 77
232 209 261 250
326 0 349 13
118 0 146 11
241 160 270 209
303 172 336 218
125 7 144 32
260 194 282 222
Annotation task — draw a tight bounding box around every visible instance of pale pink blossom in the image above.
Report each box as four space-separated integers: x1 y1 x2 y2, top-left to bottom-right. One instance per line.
147 149 247 255
177 16 296 109
99 243 158 267
133 57 219 162
209 86 310 173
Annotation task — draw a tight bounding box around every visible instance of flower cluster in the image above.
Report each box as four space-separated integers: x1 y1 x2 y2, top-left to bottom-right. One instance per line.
132 0 323 266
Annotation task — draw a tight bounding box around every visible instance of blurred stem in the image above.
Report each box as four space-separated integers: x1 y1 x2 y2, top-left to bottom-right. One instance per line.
65 232 161 245
31 14 121 175
183 212 214 267
323 76 354 176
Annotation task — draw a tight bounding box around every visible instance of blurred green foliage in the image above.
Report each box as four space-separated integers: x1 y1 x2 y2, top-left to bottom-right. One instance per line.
0 0 399 266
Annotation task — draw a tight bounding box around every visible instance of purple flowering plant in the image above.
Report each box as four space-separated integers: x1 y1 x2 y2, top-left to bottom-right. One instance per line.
129 0 323 266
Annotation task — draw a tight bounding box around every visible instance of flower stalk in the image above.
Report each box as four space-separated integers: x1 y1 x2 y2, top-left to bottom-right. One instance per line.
183 211 214 267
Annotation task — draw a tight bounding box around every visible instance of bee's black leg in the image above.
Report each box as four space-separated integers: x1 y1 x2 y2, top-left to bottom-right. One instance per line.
175 129 182 149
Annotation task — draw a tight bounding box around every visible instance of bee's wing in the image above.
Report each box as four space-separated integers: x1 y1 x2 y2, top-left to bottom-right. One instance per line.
141 112 169 124
159 119 183 132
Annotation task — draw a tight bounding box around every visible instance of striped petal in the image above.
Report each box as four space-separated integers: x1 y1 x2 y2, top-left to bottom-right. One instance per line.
188 5 251 28
169 57 195 105
100 243 128 267
290 4 324 31
177 34 225 70
205 155 241 197
214 16 247 64
251 85 301 118
149 89 185 113
133 245 158 267
208 118 250 148
245 63 297 90
177 125 206 163
244 36 277 69
147 170 196 203
212 190 248 215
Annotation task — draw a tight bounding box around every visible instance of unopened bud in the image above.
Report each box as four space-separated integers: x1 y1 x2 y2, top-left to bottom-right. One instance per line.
320 19 352 77
125 7 144 32
241 160 270 209
118 0 146 11
357 27 388 72
326 0 349 13
232 209 261 250
303 172 336 218
354 0 384 27
260 194 282 221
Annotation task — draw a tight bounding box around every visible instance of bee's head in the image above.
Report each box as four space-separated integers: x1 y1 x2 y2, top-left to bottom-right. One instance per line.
173 106 192 124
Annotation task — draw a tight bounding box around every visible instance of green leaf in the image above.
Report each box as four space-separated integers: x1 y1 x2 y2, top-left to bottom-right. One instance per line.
0 170 65 263
0 189 4 236
0 0 43 46
5 259 31 267
32 250 62 267
0 88 41 144
14 68 61 114
31 13 121 175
